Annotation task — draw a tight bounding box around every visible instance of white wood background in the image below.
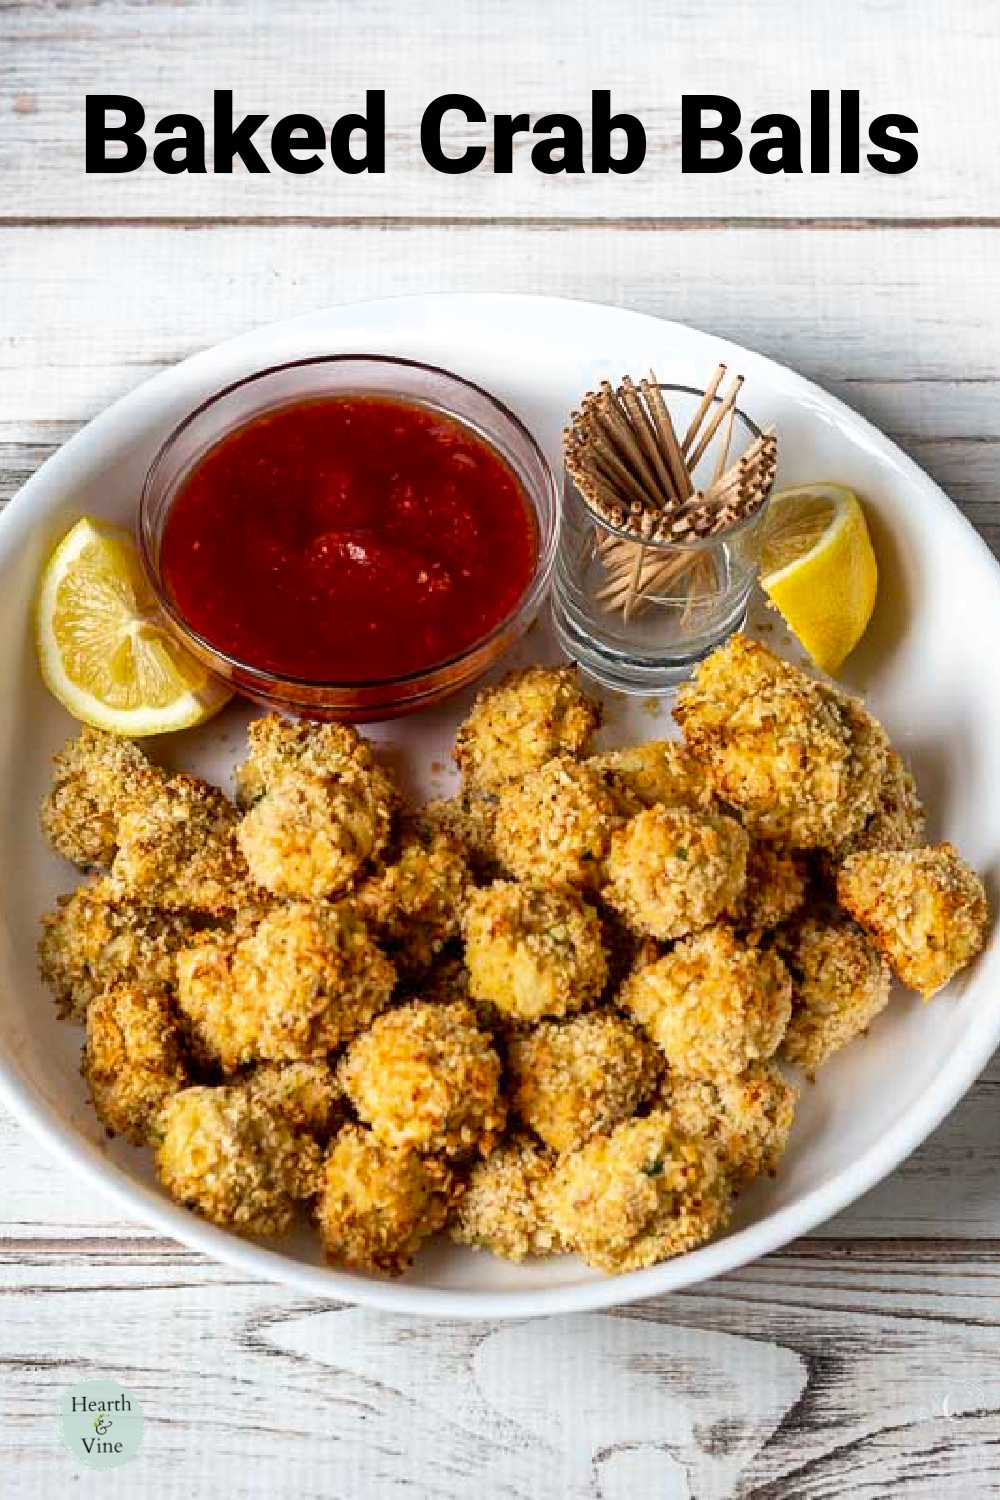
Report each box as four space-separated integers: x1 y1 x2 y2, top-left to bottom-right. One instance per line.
4 3 1000 1494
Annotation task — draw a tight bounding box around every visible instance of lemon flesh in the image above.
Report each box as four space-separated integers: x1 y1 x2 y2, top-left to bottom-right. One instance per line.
759 484 878 675
35 517 231 735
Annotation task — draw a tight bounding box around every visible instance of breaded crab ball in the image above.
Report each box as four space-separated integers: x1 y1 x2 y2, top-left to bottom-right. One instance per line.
235 714 380 807
674 636 888 849
177 903 395 1071
601 805 749 941
155 1085 321 1238
659 1062 798 1180
41 727 165 871
588 740 715 812
777 914 892 1074
338 1000 506 1158
449 1136 565 1261
38 876 203 1023
353 819 471 978
494 756 625 890
83 984 189 1144
317 1125 458 1276
621 924 793 1078
507 1012 659 1154
454 664 601 792
837 843 988 998
544 1112 733 1273
462 880 607 1022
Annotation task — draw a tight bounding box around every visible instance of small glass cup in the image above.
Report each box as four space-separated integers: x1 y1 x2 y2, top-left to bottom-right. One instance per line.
550 385 772 693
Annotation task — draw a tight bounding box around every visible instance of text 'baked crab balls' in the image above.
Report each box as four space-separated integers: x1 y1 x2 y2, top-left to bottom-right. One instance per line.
602 805 749 941
41 726 166 871
317 1125 460 1276
776 914 891 1075
155 1084 321 1239
177 903 395 1071
544 1112 734 1273
494 756 626 890
837 843 988 998
622 924 793 1079
235 714 398 901
659 1062 798 1182
449 1135 565 1262
83 983 189 1145
674 635 888 849
462 880 608 1022
507 1012 660 1155
454 664 602 792
337 1000 506 1158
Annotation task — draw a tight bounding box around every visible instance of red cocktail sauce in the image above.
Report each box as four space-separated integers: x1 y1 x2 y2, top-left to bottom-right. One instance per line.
160 395 538 683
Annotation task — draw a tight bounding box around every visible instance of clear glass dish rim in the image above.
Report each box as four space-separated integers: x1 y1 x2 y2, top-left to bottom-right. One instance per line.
566 382 770 554
139 353 560 694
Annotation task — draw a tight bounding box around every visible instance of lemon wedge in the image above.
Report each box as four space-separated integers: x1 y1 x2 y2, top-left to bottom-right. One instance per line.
34 516 231 735
759 484 878 674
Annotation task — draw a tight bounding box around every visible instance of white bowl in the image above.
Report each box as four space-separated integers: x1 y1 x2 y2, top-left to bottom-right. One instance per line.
2 294 998 1319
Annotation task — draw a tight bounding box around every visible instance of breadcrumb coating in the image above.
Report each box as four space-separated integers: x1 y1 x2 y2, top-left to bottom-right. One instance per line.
454 664 601 792
110 773 255 916
777 914 892 1073
621 924 793 1078
462 880 607 1022
234 714 383 806
245 1061 344 1140
833 748 927 858
83 984 188 1144
39 877 204 1022
353 819 471 978
317 1124 458 1276
422 789 502 879
588 740 716 812
494 756 625 890
177 903 395 1070
837 843 988 998
449 1136 565 1260
338 1000 505 1158
544 1112 733 1273
674 636 886 848
238 769 394 901
41 727 165 870
659 1062 798 1180
602 806 749 941
732 843 808 934
508 1012 659 1154
156 1085 321 1237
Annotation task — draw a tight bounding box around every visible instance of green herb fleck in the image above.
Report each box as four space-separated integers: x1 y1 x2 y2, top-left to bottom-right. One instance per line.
643 1158 665 1178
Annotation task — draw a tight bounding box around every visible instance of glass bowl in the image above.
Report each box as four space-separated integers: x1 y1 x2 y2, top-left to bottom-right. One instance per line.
139 355 558 720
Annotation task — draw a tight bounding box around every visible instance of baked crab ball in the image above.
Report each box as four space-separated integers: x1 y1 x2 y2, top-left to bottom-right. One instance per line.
177 902 395 1071
674 635 887 849
732 842 808 935
449 1135 565 1261
353 819 471 978
621 924 793 1078
462 880 607 1022
83 983 189 1145
601 805 749 941
110 773 254 917
337 1000 505 1158
41 726 165 871
544 1112 733 1273
234 714 382 807
777 914 892 1074
588 740 716 812
507 1011 659 1154
659 1062 798 1181
155 1085 321 1238
38 876 204 1023
317 1125 458 1276
454 664 601 792
837 843 988 998
494 756 625 890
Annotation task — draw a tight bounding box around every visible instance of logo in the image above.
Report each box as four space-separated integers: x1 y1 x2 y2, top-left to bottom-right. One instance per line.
59 1380 144 1470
